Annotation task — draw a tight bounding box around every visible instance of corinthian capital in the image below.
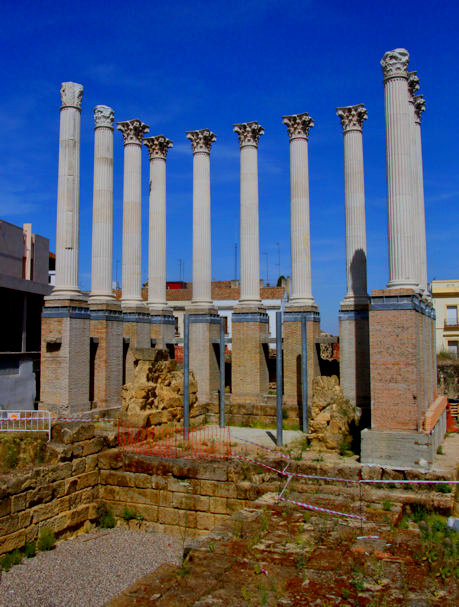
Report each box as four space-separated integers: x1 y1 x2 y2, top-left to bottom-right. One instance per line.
233 122 264 148
144 135 173 160
186 129 216 154
414 94 426 123
336 104 367 133
408 71 420 100
94 105 114 129
117 119 150 145
282 113 314 140
381 48 409 79
60 82 83 110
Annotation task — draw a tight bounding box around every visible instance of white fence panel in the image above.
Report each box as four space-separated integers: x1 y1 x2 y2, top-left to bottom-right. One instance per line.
0 410 51 441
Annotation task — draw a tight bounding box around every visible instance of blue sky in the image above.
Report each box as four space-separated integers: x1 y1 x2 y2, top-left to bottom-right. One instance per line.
0 0 458 333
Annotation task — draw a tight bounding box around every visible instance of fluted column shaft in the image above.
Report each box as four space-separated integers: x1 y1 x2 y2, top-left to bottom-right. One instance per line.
54 82 83 297
413 101 428 293
234 122 264 306
240 145 260 303
117 119 150 308
144 136 173 309
90 106 115 302
337 105 369 302
381 49 418 289
407 74 428 294
186 130 215 307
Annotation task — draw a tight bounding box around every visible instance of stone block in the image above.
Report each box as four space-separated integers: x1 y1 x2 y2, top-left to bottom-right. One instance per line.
99 470 151 489
0 497 11 518
0 529 26 555
99 485 159 506
209 496 227 514
158 507 179 526
196 512 215 530
172 493 209 512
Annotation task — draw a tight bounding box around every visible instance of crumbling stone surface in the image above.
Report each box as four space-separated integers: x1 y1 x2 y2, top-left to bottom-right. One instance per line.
121 349 198 427
309 375 360 451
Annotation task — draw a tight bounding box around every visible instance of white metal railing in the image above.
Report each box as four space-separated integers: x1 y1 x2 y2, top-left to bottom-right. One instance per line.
0 410 51 441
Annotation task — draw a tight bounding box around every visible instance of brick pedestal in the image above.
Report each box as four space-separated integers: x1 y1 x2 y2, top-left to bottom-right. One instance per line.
283 307 320 408
339 304 370 417
150 310 175 350
40 298 90 414
231 308 269 404
361 289 440 469
89 303 123 409
122 307 150 384
188 309 220 404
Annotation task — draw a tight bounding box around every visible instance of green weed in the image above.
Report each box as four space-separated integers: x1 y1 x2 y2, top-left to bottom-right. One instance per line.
382 499 392 511
37 528 56 551
96 503 115 528
121 506 137 521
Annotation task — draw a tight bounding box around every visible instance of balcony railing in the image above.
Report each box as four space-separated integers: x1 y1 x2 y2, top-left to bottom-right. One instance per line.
444 320 459 330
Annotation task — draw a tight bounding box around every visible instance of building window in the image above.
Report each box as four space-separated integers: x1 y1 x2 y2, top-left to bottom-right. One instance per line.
223 316 228 335
447 341 458 357
446 306 458 327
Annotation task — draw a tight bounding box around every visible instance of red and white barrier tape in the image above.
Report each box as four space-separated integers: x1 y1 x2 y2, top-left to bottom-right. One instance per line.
52 417 115 423
279 496 366 520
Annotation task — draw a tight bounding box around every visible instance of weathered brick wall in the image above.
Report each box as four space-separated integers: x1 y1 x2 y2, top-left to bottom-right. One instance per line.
283 317 320 406
232 315 269 403
90 316 123 409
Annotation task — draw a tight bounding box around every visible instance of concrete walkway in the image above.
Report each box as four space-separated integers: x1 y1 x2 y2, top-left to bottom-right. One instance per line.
228 426 304 448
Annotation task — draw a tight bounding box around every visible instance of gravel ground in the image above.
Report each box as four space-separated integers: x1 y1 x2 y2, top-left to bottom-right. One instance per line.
0 529 182 607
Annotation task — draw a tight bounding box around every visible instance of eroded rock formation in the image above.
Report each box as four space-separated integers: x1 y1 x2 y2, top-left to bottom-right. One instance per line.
121 349 198 427
309 375 360 451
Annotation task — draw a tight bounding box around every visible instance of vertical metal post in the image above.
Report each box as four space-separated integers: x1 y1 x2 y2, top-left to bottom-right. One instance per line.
276 311 283 446
219 317 225 427
183 313 190 439
301 316 308 433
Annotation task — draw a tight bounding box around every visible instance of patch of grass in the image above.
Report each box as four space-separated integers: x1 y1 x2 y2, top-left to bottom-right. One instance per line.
37 528 56 551
0 552 13 571
24 541 36 558
96 503 116 528
413 514 458 580
382 499 392 511
121 506 137 521
342 588 350 600
436 445 444 455
436 483 452 493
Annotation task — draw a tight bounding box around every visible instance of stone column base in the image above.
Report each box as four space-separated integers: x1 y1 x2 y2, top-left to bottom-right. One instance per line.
150 309 176 351
122 306 151 384
90 303 123 410
231 306 269 404
39 297 90 414
369 289 436 432
339 303 370 421
188 307 221 404
283 306 320 407
361 424 446 471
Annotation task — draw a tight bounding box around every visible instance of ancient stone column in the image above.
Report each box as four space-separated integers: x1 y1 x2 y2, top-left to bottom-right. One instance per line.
336 105 369 304
53 82 84 298
282 113 315 306
336 105 370 412
381 48 418 289
117 119 150 308
234 122 264 305
117 119 150 382
186 129 216 307
409 81 428 294
231 122 269 404
143 135 175 348
88 105 123 408
41 82 90 414
281 114 320 411
185 129 220 403
89 105 115 303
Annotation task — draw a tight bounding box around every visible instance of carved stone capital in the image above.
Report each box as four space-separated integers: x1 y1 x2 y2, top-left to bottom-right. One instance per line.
282 113 314 140
117 119 150 145
233 122 264 147
94 105 114 129
381 48 409 80
143 135 173 160
60 82 83 110
186 129 216 154
336 104 367 133
408 71 420 100
414 94 426 123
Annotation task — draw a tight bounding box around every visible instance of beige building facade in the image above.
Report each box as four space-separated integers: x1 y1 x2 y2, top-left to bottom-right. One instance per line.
431 280 459 356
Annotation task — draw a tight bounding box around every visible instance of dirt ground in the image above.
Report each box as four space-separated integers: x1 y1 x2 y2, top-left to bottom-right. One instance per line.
107 492 458 607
